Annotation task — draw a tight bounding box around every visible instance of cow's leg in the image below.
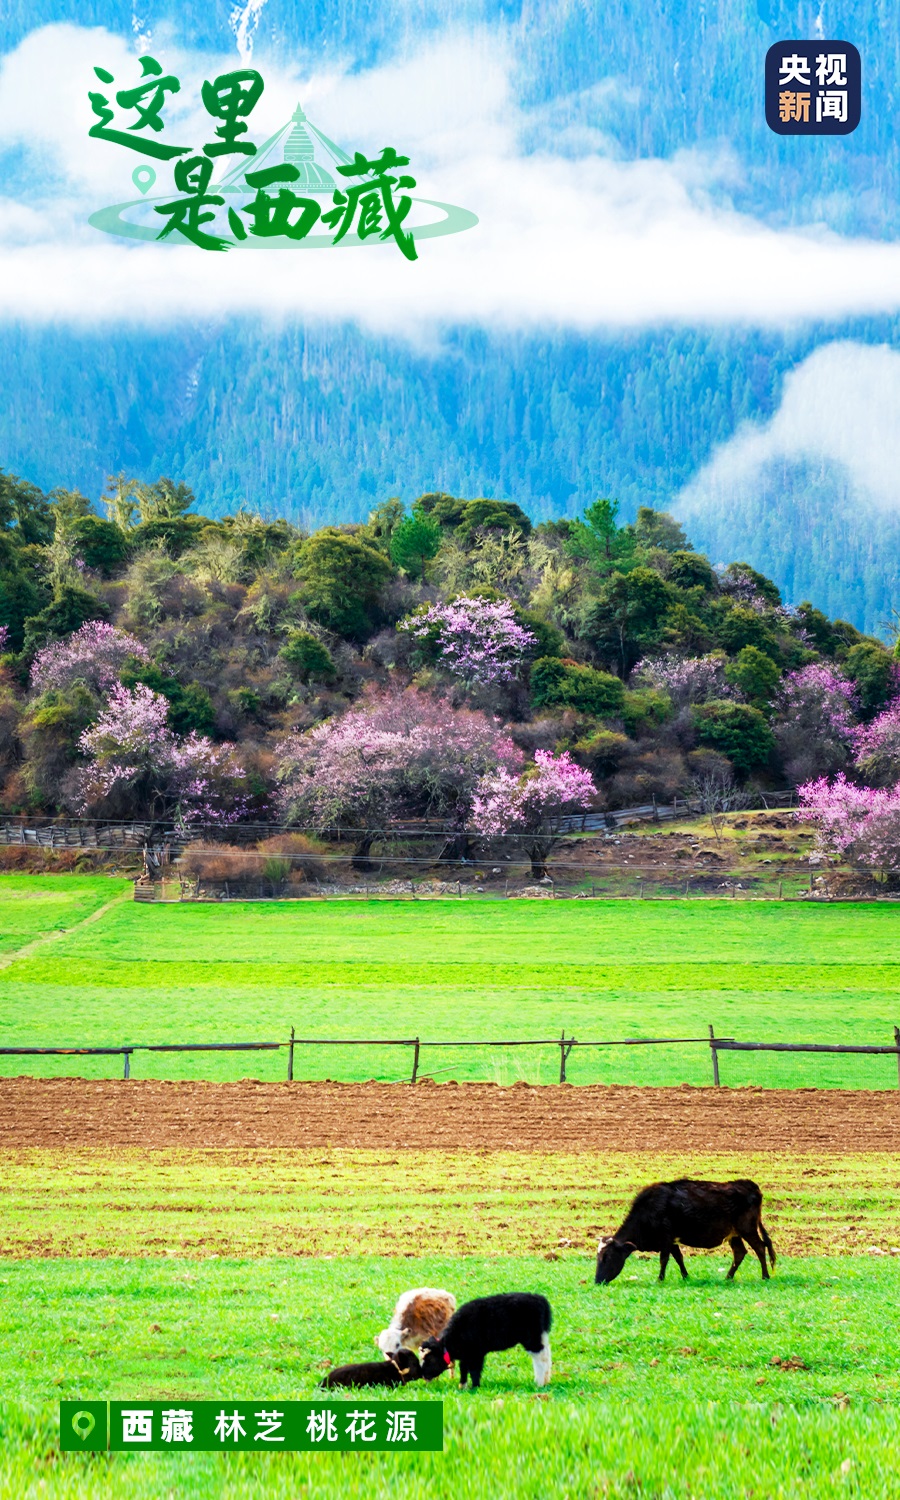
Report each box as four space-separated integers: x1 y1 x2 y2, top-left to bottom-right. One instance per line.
671 1244 688 1279
658 1246 670 1281
742 1226 770 1280
458 1361 468 1387
528 1333 552 1387
726 1235 747 1278
467 1353 486 1390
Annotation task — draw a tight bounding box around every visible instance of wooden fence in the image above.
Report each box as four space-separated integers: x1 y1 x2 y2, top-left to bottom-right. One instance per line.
3 1027 900 1087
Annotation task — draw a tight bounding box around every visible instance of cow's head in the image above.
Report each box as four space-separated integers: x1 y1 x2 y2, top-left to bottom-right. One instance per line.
419 1337 453 1382
595 1234 637 1284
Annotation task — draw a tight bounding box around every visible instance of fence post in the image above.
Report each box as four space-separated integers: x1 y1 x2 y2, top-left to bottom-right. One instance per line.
123 1049 130 1080
708 1024 720 1087
287 1026 295 1082
411 1037 420 1085
559 1031 575 1083
894 1026 900 1091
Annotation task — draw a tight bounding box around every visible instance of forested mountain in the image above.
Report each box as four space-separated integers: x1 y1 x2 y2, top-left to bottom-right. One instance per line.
2 318 899 632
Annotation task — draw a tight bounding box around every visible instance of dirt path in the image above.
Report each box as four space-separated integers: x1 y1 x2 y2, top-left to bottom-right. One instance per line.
0 894 127 970
2 1078 899 1151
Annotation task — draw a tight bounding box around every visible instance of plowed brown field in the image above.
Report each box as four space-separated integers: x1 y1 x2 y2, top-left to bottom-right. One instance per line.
2 1077 899 1152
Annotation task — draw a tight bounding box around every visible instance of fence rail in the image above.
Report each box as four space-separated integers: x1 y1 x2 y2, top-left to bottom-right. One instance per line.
3 1027 900 1088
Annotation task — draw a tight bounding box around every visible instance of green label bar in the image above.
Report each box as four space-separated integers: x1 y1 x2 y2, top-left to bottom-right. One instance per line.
61 1401 443 1452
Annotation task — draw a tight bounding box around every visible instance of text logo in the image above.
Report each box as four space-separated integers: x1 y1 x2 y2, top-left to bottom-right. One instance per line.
765 41 861 135
87 57 477 256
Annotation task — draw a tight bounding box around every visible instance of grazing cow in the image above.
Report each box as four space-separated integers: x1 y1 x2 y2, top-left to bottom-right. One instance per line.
319 1349 422 1390
419 1292 552 1390
595 1178 776 1284
375 1287 456 1356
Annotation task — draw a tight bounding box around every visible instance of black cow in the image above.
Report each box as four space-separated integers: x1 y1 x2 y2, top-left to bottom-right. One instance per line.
595 1178 776 1284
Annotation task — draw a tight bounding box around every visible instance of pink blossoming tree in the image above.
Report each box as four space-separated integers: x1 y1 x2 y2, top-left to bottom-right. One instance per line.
399 595 535 687
798 772 900 876
774 664 857 786
77 683 249 825
276 686 523 863
472 749 597 877
31 621 149 697
636 654 732 706
852 699 900 787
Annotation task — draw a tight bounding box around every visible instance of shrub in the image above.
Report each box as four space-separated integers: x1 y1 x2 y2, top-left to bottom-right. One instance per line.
724 646 781 709
572 729 630 775
294 530 393 641
530 657 625 716
279 631 336 682
619 687 672 736
180 845 258 884
691 699 775 776
842 642 900 719
256 833 327 884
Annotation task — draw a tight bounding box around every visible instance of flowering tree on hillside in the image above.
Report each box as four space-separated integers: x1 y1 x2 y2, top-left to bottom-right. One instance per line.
852 700 900 787
399 595 535 687
31 622 149 696
275 687 523 863
798 773 900 877
774 664 857 785
76 683 249 825
472 749 597 878
636 654 732 707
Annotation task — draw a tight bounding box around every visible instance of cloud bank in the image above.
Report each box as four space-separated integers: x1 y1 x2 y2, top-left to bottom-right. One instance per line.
677 341 900 524
4 25 900 332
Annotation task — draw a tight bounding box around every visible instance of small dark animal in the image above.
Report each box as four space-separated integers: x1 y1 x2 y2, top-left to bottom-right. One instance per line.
419 1292 552 1390
318 1349 422 1390
595 1178 776 1285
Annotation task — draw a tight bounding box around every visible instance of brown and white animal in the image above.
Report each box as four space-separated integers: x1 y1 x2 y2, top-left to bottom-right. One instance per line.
595 1178 776 1285
375 1287 456 1356
319 1349 422 1390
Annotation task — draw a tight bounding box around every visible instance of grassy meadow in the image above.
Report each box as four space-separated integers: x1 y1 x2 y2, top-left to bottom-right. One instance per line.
2 878 900 1493
1 876 899 1085
2 1238 900 1497
2 1143 900 1497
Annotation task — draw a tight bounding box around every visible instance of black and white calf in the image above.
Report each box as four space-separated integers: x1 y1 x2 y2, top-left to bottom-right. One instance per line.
419 1293 552 1390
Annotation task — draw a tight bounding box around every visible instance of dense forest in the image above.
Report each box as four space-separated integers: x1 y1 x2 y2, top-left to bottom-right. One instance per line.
0 465 895 851
5 320 900 635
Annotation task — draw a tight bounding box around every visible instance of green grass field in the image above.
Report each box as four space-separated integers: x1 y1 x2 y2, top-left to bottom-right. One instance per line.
1 876 899 1086
1 1148 899 1497
3 1229 900 1496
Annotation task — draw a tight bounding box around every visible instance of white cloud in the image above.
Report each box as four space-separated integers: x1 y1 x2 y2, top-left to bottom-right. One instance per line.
4 25 900 333
676 342 900 520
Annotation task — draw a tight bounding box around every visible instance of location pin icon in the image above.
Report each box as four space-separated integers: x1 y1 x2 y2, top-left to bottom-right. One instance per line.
72 1410 96 1442
132 165 157 195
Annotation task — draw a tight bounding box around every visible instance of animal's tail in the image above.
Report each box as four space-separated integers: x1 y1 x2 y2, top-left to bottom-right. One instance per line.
760 1219 776 1269
542 1296 553 1333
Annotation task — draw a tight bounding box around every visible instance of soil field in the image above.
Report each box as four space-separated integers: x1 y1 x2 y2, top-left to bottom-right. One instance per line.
3 1077 900 1151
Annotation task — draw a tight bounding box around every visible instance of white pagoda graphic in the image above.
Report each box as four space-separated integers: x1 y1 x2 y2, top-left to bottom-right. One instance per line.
216 104 352 196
